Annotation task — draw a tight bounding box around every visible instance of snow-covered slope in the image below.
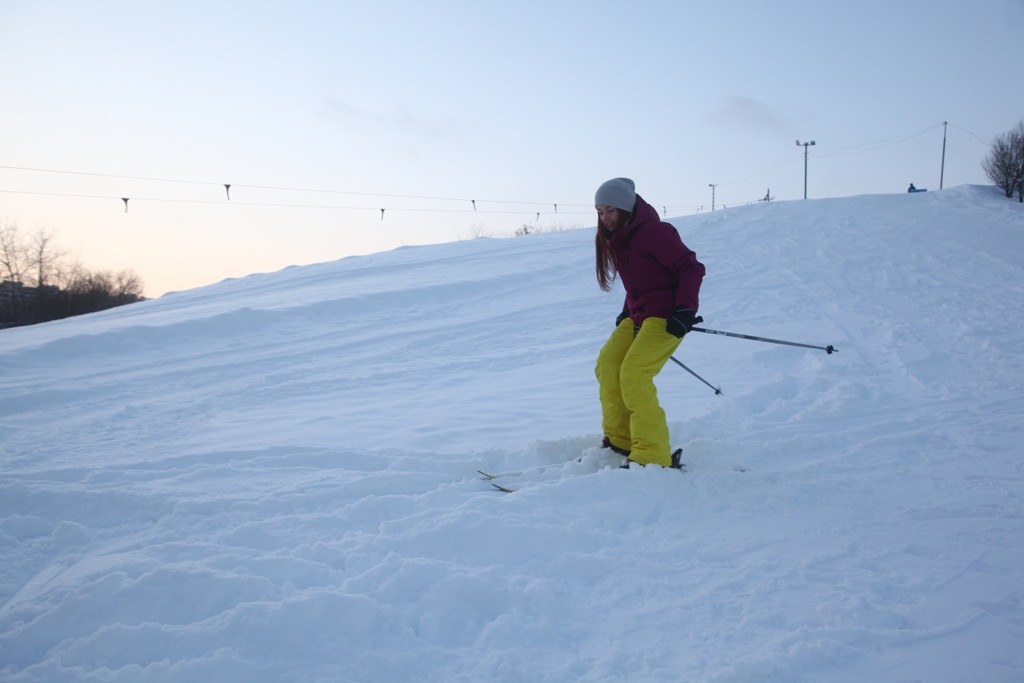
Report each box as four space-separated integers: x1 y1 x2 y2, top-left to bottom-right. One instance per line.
2 185 1022 682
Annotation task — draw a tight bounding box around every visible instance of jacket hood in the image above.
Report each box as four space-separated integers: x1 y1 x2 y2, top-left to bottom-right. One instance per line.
608 194 658 244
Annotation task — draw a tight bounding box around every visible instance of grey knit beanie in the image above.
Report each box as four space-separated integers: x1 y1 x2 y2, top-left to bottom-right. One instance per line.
594 177 636 212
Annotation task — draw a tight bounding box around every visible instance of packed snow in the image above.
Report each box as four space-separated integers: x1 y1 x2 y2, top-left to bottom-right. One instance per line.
1 185 1023 682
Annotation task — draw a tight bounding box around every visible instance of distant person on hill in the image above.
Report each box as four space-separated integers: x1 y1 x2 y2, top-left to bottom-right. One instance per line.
908 183 917 192
593 178 705 469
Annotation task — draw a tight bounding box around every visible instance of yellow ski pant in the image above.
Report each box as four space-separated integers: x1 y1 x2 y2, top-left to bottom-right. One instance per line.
595 317 682 467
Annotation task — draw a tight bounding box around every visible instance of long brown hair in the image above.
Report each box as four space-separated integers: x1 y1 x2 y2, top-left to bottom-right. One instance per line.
595 209 630 291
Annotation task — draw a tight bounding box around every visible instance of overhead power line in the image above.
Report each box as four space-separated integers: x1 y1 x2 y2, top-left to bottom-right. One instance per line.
0 121 984 216
0 164 583 211
818 123 945 158
0 188 598 219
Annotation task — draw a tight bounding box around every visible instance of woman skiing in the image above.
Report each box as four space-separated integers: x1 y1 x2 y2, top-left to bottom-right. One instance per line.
593 178 705 468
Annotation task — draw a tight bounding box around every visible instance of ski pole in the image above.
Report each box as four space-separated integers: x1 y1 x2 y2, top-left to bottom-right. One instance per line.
669 356 722 395
690 318 837 354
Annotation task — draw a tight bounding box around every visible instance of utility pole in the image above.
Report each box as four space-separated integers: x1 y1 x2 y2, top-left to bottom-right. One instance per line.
796 140 815 199
708 184 717 211
940 120 947 190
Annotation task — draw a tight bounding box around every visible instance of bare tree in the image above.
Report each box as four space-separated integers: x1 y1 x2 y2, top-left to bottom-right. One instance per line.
983 121 1024 200
1017 125 1024 203
0 222 145 327
27 227 66 288
0 220 26 283
54 257 86 292
111 270 145 300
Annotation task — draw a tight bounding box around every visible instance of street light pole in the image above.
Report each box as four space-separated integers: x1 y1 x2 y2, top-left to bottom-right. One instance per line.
708 183 717 211
940 121 947 190
796 139 815 199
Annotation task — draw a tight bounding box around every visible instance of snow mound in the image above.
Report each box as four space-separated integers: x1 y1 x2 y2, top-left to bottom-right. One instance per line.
2 186 1023 682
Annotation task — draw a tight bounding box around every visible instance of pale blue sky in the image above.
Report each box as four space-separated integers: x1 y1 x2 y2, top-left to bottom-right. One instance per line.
1 0 1021 296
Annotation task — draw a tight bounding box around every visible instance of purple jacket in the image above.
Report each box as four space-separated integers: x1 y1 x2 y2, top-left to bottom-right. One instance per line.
607 194 705 322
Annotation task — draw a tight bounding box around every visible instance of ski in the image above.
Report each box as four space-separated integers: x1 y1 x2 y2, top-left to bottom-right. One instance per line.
620 460 687 472
620 448 686 471
477 458 603 493
478 467 553 492
478 447 685 492
475 461 574 481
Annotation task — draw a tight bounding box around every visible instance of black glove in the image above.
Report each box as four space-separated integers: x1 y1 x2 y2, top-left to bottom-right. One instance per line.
665 308 697 338
615 308 630 327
